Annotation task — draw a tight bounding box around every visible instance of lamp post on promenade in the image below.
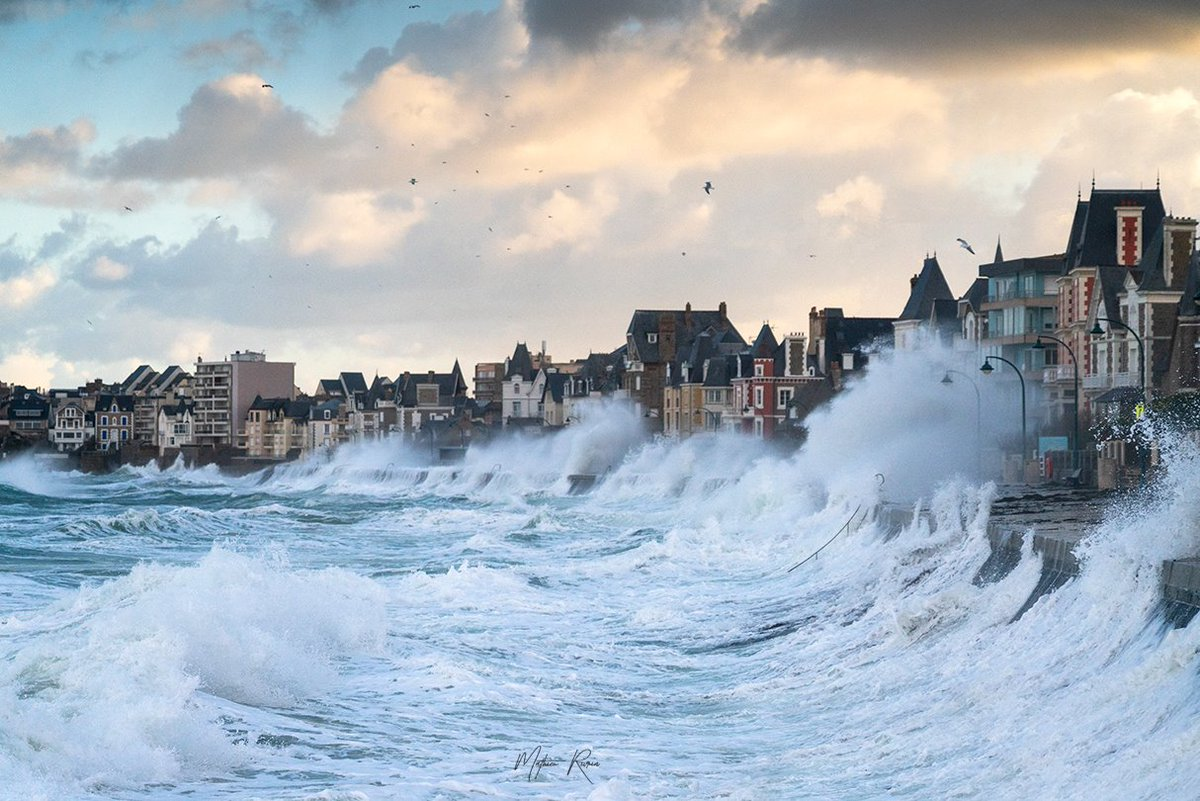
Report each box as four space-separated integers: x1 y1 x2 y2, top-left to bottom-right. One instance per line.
980 355 1027 462
1032 334 1080 469
1090 316 1147 482
1089 317 1146 404
941 369 982 481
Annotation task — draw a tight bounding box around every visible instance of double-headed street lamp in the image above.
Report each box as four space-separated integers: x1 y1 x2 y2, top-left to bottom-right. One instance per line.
1032 334 1079 468
980 354 1027 460
941 369 981 481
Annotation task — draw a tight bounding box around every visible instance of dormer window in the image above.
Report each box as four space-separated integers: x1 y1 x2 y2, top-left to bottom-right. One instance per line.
647 333 658 344
110 404 117 412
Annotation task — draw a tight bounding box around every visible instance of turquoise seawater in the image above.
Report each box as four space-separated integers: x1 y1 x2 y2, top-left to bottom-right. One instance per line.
3 361 1200 800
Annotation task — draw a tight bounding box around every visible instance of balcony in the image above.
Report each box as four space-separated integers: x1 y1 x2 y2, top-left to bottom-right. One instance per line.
987 287 1055 302
1043 364 1077 384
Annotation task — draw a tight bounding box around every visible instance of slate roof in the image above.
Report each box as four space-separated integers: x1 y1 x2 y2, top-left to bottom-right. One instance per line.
159 399 194 418
749 323 779 358
95 393 135 413
625 303 745 364
310 399 342 420
340 372 369 395
1179 250 1200 316
1096 266 1128 322
898 256 955 320
1064 188 1166 272
393 362 468 407
544 372 570 404
959 277 989 312
1136 224 1167 292
120 365 158 394
506 343 535 381
814 312 895 374
317 379 344 398
150 365 189 393
572 351 624 393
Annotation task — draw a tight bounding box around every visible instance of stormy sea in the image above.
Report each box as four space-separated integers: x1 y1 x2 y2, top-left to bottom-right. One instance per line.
3 347 1200 800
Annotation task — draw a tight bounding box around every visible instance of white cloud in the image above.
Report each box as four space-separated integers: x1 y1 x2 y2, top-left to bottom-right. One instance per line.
284 191 427 267
0 265 56 308
91 255 131 281
817 175 886 220
504 183 619 254
0 347 62 390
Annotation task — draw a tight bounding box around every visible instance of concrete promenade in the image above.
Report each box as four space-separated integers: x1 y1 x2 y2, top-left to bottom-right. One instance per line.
981 486 1200 625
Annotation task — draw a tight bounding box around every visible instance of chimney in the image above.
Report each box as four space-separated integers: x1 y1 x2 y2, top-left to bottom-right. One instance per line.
718 301 728 329
427 370 436 383
1163 217 1198 291
1115 204 1145 267
684 302 693 328
910 274 919 288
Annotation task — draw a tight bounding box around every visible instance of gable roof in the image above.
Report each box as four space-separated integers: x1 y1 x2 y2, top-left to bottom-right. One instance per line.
959 277 989 312
95 393 135 413
898 255 955 320
339 372 369 396
120 365 158 394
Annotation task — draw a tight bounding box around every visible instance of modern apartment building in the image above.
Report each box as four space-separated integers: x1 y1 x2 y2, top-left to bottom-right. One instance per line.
192 350 295 449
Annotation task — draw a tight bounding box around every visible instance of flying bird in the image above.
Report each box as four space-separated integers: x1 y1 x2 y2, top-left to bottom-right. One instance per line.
123 205 132 212
409 178 418 185
261 84 273 89
957 238 975 255
703 181 713 195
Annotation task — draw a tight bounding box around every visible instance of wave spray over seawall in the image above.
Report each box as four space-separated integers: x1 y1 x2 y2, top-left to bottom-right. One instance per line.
3 345 1200 800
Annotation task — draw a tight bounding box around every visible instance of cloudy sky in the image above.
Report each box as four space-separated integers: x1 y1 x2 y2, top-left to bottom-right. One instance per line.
3 0 1200 391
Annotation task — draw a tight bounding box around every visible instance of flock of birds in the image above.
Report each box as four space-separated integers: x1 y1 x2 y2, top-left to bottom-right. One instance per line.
113 78 982 311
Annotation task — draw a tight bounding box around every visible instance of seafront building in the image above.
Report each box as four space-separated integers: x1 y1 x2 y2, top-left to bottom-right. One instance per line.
3 181 1199 486
192 350 295 450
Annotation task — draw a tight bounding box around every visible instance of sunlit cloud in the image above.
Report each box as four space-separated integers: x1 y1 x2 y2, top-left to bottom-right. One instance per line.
0 264 56 307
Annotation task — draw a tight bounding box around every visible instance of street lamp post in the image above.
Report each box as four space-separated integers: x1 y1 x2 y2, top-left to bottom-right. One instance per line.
1089 317 1146 403
1032 334 1080 469
980 355 1027 464
941 369 982 481
1090 316 1147 482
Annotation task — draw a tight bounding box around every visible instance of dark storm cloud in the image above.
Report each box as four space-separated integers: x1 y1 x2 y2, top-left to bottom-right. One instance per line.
344 10 510 84
521 0 691 50
733 0 1200 66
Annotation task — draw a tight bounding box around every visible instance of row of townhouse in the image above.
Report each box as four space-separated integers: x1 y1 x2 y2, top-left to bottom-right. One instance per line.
0 366 193 455
8 179 1196 466
622 300 888 441
894 181 1200 468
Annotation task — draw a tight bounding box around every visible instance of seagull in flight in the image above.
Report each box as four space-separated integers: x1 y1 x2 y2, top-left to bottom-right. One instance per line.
703 181 713 195
123 206 132 212
261 84 273 89
409 178 418 185
956 238 975 255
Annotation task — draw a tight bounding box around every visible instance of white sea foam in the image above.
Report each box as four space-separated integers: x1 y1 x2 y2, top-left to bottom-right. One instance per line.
4 344 1200 799
0 547 386 794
